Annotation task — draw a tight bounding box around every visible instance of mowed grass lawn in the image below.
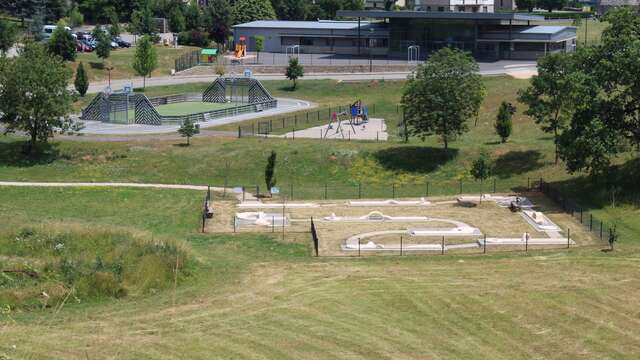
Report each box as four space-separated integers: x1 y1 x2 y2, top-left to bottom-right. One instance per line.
1 187 639 359
70 45 200 82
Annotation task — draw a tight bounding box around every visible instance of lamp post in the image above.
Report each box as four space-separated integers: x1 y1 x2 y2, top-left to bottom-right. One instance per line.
369 28 374 73
106 65 114 88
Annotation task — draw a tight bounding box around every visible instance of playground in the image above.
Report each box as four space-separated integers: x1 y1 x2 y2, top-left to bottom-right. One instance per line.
205 192 595 257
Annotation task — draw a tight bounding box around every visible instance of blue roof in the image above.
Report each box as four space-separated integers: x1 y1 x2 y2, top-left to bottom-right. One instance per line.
234 20 383 30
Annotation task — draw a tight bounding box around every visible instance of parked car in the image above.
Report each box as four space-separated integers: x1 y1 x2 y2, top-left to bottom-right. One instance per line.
114 38 131 48
42 25 76 40
78 39 94 52
110 41 119 49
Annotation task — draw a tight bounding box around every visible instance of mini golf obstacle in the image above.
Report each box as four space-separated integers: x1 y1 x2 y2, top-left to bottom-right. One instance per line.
80 77 277 126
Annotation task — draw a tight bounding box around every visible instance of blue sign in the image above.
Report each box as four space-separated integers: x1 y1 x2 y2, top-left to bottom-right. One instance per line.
270 187 280 194
244 69 252 78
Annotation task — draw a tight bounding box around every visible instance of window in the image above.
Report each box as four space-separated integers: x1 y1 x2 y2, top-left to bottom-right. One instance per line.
300 37 314 46
426 6 431 11
483 6 488 12
438 6 444 11
458 6 465 11
500 0 504 6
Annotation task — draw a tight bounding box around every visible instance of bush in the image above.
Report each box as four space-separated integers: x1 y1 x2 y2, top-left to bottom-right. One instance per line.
178 30 211 47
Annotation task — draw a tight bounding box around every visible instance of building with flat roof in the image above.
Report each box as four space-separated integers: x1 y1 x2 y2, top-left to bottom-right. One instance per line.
232 11 576 61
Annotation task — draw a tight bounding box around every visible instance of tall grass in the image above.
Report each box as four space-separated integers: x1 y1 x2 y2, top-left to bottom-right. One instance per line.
0 222 193 310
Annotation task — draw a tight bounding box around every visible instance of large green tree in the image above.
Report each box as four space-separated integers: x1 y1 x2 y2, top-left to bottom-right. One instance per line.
0 19 18 55
48 24 77 61
205 0 234 48
232 0 277 25
271 0 309 20
518 53 582 164
401 47 485 150
555 8 640 175
169 6 186 33
93 29 112 64
0 42 73 152
132 35 158 89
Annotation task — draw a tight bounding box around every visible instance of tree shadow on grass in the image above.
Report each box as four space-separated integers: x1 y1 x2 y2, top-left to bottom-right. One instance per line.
0 140 60 167
89 62 104 70
276 85 296 92
493 150 545 179
373 146 458 173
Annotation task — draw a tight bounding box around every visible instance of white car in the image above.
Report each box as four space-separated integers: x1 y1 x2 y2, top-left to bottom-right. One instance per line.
42 25 76 40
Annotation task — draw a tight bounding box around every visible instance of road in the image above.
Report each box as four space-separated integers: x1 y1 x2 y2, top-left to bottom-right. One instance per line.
85 60 537 94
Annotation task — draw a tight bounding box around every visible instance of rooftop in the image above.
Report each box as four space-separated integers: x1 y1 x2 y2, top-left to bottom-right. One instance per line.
336 10 545 21
516 26 575 34
233 20 384 30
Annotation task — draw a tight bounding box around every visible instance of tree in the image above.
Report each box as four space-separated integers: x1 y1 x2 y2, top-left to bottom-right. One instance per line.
319 0 341 19
272 0 309 20
129 0 155 35
177 119 200 145
30 0 46 41
205 0 234 49
74 62 89 97
255 35 264 63
554 8 640 175
495 101 516 143
48 24 77 61
285 57 304 90
0 42 73 153
515 0 536 11
537 0 566 12
133 36 158 89
0 19 18 56
108 11 121 38
232 0 276 25
401 47 485 150
94 29 112 64
169 6 186 33
185 2 203 31
68 5 84 27
518 53 580 164
265 150 277 196
470 150 492 203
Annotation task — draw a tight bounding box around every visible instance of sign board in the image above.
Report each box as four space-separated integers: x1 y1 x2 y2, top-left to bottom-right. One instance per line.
244 68 252 78
123 82 133 94
270 187 280 194
232 187 243 194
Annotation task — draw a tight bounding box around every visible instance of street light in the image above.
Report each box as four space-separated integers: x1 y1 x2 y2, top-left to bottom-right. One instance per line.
369 28 374 73
105 64 114 88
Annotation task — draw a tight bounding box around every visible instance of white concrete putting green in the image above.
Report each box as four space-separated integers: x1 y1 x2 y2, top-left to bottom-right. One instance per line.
347 198 431 207
237 201 320 208
235 212 289 226
521 210 561 231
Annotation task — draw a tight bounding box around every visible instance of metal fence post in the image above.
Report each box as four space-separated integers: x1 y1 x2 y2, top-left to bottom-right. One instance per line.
400 235 403 256
493 178 496 193
459 180 463 194
580 208 583 224
426 181 429 197
600 220 603 240
567 228 571 248
324 183 328 200
392 183 396 199
290 183 294 200
256 185 259 199
358 182 362 199
441 236 445 255
483 234 486 254
589 213 593 231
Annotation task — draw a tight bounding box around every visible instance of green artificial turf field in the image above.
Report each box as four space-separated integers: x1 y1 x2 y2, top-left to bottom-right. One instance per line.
155 101 237 116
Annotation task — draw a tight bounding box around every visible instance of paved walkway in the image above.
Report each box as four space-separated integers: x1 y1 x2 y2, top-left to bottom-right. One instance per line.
84 60 537 94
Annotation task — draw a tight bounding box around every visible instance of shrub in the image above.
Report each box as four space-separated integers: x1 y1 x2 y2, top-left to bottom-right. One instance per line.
178 30 211 47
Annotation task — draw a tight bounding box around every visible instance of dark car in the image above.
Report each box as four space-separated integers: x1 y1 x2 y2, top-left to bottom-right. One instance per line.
114 37 131 48
77 39 94 52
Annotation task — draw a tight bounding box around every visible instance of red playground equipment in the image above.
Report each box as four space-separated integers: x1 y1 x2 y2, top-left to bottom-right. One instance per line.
235 36 247 58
